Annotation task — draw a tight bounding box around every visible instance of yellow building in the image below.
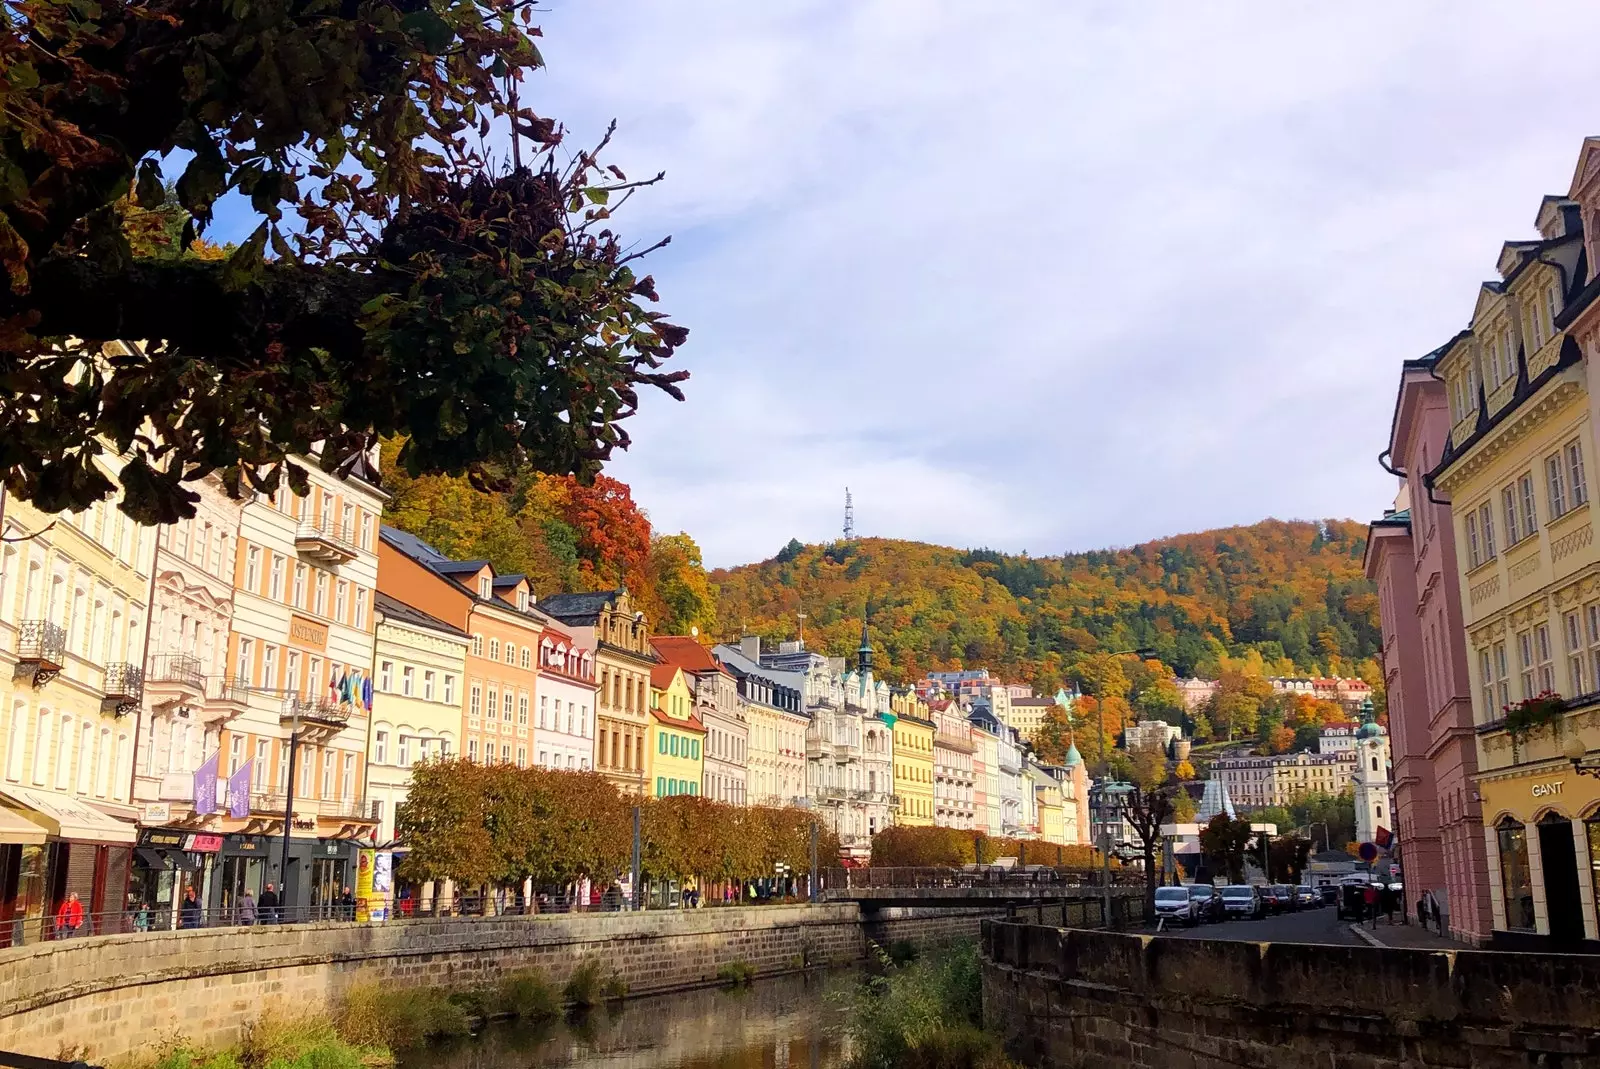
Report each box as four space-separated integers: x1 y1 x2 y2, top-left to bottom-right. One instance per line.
0 447 156 930
1430 159 1600 948
1034 777 1067 846
368 594 468 846
647 665 703 798
888 689 935 826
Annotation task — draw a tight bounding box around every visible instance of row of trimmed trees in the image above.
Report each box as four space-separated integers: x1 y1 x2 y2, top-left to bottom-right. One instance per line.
395 760 839 892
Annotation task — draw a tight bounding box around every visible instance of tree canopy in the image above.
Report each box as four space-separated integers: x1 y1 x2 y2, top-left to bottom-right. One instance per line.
0 0 686 524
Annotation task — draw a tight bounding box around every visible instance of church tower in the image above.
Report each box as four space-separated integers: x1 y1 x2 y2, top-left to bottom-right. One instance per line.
1352 698 1393 847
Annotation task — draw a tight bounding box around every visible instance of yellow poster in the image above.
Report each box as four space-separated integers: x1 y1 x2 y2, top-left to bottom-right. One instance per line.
356 849 375 922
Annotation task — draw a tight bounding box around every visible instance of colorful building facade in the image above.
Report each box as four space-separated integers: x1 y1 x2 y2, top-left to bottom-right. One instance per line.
888 689 935 826
647 665 703 797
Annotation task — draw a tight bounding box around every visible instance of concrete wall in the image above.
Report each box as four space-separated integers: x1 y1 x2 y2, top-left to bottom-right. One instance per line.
983 920 1600 1068
0 904 1001 1063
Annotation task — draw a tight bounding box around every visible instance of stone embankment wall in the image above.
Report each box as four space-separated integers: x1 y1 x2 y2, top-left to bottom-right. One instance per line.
983 920 1600 1068
0 903 995 1062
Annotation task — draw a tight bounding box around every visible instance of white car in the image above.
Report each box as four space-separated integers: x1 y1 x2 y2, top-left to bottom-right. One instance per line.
1154 886 1198 926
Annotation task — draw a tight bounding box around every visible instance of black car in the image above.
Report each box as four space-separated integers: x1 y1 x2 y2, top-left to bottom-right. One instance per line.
1185 883 1224 923
1318 885 1339 907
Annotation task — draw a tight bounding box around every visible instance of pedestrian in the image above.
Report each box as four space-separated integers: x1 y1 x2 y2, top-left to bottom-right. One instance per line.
238 888 258 927
1384 885 1397 925
179 886 203 930
132 899 151 933
259 882 281 925
1362 883 1379 929
1416 892 1430 932
337 885 357 921
54 891 84 939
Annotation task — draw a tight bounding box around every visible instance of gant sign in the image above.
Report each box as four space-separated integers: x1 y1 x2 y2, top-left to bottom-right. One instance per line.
1532 781 1565 798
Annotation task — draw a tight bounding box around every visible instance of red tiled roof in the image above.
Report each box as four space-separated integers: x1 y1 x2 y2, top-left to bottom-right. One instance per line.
651 635 729 676
650 663 684 691
648 705 704 732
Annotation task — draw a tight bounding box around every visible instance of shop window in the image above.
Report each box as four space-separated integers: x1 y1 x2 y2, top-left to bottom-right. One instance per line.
1498 820 1536 931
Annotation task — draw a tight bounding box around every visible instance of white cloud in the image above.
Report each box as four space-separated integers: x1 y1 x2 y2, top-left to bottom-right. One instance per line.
523 1 1600 566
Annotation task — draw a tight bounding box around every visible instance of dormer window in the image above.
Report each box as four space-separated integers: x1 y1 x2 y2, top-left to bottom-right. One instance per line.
478 575 491 599
517 589 528 611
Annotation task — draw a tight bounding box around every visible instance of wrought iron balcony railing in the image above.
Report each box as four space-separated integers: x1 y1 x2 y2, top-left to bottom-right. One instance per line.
148 652 204 691
14 620 67 688
102 662 144 716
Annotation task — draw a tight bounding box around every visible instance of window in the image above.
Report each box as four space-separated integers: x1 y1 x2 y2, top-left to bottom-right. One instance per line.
1568 440 1589 507
468 739 479 762
472 634 484 657
1466 512 1481 568
262 646 278 690
342 753 354 799
341 502 354 541
504 641 515 666
1520 472 1539 538
1497 820 1535 930
444 675 456 705
398 735 410 767
308 657 321 698
517 746 527 768
659 733 667 755
1536 623 1555 694
1502 485 1522 546
424 671 436 701
1494 641 1510 710
503 691 514 722
489 638 500 661
517 589 528 611
293 563 306 608
1566 611 1585 694
320 750 334 796
520 646 531 669
517 694 528 725
379 661 393 691
237 638 253 685
269 555 285 600
539 696 548 729
1477 502 1496 560
470 684 482 720
1549 451 1570 518
335 580 348 622
314 572 328 616
478 575 491 599
1517 631 1535 699
401 666 414 697
255 740 269 789
360 514 372 550
245 547 260 592
354 588 367 629
375 730 388 765
486 689 498 724
502 744 510 763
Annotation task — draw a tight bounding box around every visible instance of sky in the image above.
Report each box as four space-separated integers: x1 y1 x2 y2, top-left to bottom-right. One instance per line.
214 3 1600 569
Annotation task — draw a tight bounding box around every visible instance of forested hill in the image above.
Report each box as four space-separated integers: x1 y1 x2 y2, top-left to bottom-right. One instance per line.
710 519 1381 691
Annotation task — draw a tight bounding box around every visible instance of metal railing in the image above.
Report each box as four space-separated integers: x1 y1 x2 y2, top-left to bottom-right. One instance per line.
294 517 358 556
148 652 204 689
826 866 1143 890
16 620 65 666
281 695 352 729
317 797 378 821
208 675 252 705
102 662 144 710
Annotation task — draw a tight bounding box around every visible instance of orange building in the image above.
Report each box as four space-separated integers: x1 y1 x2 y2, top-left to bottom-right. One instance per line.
377 529 552 766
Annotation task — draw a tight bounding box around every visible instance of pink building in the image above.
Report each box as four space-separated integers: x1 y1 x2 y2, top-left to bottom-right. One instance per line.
1366 356 1492 944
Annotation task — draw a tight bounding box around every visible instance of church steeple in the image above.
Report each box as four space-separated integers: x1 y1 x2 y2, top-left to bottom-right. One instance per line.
857 613 873 675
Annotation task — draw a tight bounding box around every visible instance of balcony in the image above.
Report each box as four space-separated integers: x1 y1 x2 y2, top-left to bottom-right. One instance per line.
13 621 66 688
319 797 378 822
250 791 288 815
101 663 144 716
806 735 829 759
935 731 977 755
199 675 251 724
294 517 359 564
281 695 352 730
146 653 205 709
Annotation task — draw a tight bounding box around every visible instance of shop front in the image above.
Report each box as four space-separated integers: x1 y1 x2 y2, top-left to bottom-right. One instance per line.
274 836 360 919
129 828 222 928
0 785 137 943
213 834 273 915
1478 761 1600 951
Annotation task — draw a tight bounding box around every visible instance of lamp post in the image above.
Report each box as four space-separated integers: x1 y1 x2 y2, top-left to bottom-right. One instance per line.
1563 735 1600 778
277 704 303 911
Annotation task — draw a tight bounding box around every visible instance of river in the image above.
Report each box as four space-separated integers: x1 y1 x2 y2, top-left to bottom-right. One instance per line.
401 971 853 1069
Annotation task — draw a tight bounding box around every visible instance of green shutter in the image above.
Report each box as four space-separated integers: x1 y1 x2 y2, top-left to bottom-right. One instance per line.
656 777 664 796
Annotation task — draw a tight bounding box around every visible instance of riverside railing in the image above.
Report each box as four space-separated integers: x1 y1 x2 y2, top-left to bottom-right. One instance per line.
826 865 1144 890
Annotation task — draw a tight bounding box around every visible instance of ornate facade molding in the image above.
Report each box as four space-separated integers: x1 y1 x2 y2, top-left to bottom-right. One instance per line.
1436 378 1583 494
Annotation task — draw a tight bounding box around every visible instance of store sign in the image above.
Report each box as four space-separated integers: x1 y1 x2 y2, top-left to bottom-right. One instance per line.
292 818 316 831
139 829 186 849
317 841 344 857
289 614 329 650
1532 781 1566 798
185 834 224 853
142 804 171 825
229 836 267 853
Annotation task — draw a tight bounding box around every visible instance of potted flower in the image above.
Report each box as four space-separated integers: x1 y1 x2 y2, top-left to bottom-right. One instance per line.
1503 690 1566 759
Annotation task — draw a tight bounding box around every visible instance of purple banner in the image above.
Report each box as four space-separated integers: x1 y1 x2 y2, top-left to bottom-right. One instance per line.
228 758 253 819
193 751 219 815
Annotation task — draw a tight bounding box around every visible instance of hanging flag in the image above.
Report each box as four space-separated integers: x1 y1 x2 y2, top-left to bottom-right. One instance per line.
228 758 253 819
1375 826 1394 850
193 751 220 815
329 669 342 698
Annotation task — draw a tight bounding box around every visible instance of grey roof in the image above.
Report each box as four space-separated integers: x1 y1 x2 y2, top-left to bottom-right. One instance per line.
432 559 491 575
380 524 447 564
537 590 624 623
374 592 468 638
492 574 527 588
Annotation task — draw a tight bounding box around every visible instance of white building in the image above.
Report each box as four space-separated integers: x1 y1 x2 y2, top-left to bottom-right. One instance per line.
1352 707 1393 847
534 623 596 772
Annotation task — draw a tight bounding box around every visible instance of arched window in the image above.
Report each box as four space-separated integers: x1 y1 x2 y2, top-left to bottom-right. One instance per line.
1371 756 1379 772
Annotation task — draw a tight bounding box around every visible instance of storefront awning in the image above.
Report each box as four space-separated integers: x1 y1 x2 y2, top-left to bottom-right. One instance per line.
0 806 46 845
0 786 137 844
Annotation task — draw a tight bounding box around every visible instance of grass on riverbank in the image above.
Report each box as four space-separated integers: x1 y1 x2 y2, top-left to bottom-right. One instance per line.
143 1014 386 1069
835 942 1017 1069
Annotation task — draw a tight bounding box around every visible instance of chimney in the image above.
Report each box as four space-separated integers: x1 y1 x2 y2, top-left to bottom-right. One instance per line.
741 635 761 662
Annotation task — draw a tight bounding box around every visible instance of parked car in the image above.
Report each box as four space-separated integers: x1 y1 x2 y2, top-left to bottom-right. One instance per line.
1294 885 1317 908
1318 885 1339 907
1258 885 1288 914
1186 883 1224 923
1218 884 1263 920
1154 886 1199 926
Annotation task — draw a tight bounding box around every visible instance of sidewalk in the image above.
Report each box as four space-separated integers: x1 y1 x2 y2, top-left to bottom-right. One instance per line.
1348 917 1461 951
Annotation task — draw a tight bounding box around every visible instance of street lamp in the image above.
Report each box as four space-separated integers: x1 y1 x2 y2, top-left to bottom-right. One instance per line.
277 702 304 910
1563 735 1600 778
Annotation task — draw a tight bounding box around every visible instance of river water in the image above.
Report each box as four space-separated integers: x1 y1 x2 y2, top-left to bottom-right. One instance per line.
401 971 853 1069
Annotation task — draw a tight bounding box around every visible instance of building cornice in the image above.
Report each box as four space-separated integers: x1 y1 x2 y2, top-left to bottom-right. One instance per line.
1434 376 1584 495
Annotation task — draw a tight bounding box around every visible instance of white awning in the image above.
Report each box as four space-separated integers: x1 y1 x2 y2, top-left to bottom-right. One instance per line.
0 786 138 844
0 806 46 845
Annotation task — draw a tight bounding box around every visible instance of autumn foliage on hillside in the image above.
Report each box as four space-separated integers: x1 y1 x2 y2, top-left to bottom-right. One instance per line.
380 440 716 636
712 520 1380 691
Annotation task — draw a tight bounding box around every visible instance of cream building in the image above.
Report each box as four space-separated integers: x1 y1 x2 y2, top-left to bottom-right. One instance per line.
535 624 597 773
1429 152 1600 948
1212 749 1354 810
368 593 466 845
0 450 155 928
724 659 806 808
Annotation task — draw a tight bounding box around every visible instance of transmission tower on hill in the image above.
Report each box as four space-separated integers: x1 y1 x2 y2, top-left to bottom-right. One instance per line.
843 487 855 542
